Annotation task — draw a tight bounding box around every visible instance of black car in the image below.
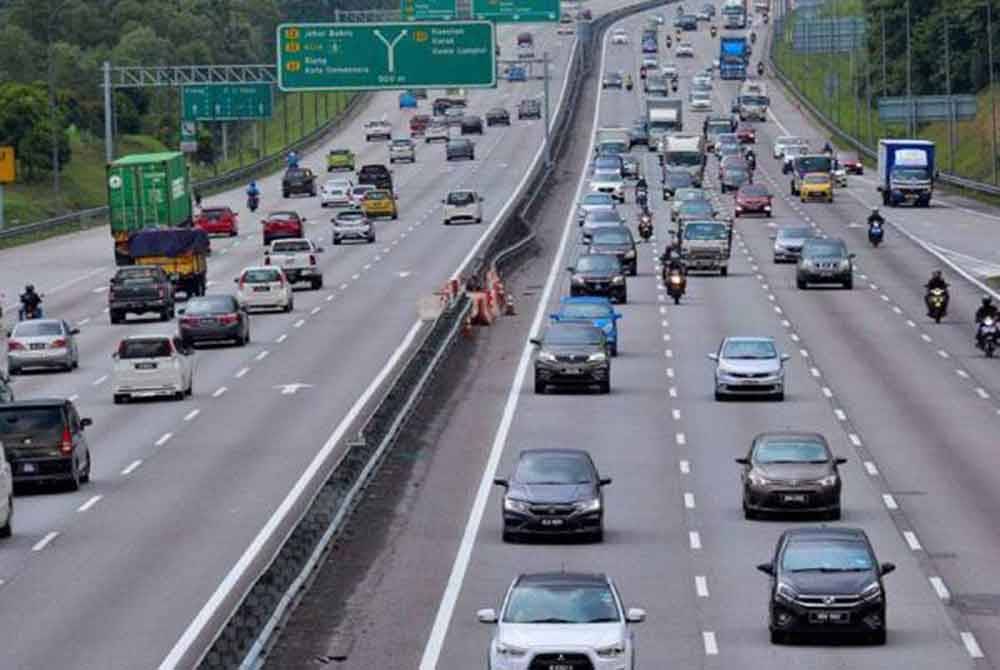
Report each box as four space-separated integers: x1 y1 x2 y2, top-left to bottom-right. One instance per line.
589 227 638 276
662 169 695 199
758 527 894 645
460 115 484 134
531 323 611 394
494 448 611 542
568 253 628 303
281 167 317 198
629 120 650 149
736 432 846 519
445 138 475 161
108 266 176 324
178 294 250 347
485 107 510 126
432 98 453 116
679 13 698 29
518 98 542 119
797 238 854 290
357 164 394 192
0 399 92 490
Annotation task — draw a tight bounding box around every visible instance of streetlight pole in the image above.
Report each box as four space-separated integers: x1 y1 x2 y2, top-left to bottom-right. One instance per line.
945 17 955 174
543 51 552 167
906 0 913 136
881 9 887 96
988 0 998 184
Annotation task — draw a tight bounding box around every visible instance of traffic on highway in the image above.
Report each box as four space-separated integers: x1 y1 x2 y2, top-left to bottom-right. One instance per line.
2 0 1000 668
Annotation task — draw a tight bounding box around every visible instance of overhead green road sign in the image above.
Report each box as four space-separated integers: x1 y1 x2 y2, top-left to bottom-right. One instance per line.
182 84 273 121
277 22 496 91
401 0 457 20
471 0 559 22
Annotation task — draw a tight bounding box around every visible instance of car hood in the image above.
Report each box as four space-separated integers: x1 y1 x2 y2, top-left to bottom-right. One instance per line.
590 242 632 254
507 482 597 503
754 462 832 481
498 623 624 649
555 316 615 333
782 570 878 596
776 236 809 246
575 269 618 280
719 358 780 374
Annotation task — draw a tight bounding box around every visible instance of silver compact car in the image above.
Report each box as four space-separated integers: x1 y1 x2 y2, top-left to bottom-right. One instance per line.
709 336 789 401
332 209 376 244
7 319 80 373
576 192 617 225
477 572 645 670
771 226 816 263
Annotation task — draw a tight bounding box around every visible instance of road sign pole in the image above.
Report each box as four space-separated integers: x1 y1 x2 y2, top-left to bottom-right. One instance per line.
221 123 229 163
543 52 551 167
0 184 5 231
103 61 114 163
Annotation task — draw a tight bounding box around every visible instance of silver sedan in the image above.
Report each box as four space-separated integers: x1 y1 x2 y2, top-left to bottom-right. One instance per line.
8 319 80 373
709 336 788 401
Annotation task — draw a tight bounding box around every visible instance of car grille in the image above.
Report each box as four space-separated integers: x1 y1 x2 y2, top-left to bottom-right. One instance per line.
555 353 589 363
530 653 594 670
687 249 723 259
528 503 575 516
811 261 842 270
795 594 862 608
729 371 772 379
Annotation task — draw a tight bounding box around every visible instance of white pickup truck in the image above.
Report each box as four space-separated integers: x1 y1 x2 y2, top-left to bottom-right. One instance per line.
264 238 325 290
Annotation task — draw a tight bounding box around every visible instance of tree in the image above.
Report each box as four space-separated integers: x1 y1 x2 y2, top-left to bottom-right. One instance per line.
0 82 71 180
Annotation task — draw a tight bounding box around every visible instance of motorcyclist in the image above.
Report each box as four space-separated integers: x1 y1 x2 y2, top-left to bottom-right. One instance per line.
659 231 683 265
745 148 757 171
750 31 757 44
710 25 717 37
757 61 765 76
19 284 42 320
625 73 633 89
925 270 948 292
976 296 999 324
193 187 203 209
636 176 649 205
867 207 885 228
822 141 834 155
286 150 300 168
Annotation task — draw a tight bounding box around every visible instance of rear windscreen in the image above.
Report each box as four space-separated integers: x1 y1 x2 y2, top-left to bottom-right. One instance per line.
0 407 64 443
118 339 172 359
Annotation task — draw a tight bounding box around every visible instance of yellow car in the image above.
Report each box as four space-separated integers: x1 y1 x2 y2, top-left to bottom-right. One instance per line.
361 189 398 219
799 172 834 203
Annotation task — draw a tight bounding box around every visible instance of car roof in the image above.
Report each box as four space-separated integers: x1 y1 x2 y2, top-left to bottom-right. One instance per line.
518 447 592 459
782 526 868 542
753 431 828 444
13 318 63 328
516 572 609 588
559 296 613 306
0 398 68 408
546 322 605 336
119 334 173 341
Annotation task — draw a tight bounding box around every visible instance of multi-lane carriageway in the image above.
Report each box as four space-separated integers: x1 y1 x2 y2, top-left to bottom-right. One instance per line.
269 4 1000 670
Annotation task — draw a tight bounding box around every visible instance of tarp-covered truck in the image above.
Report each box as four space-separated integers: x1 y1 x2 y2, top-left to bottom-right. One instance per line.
647 98 683 150
128 228 209 297
877 139 936 207
107 152 193 266
680 220 732 275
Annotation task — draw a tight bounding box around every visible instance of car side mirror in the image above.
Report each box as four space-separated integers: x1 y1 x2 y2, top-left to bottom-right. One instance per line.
493 477 508 487
707 353 718 361
477 608 498 624
835 457 848 465
566 266 575 273
880 562 896 576
70 328 80 335
780 353 790 361
233 278 239 283
734 457 749 465
599 477 612 486
756 562 774 576
529 338 541 346
625 608 646 623
81 418 93 427
111 352 119 359
849 253 857 259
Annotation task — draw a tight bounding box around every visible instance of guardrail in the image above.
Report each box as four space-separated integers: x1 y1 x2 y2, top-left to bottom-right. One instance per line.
767 16 1000 199
0 93 369 242
182 3 669 669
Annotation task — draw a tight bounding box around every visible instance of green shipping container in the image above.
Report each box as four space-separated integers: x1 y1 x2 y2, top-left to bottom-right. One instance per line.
107 152 192 237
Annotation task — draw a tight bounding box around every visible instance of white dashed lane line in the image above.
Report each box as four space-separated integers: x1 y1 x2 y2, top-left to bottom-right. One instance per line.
32 532 59 552
234 368 250 378
695 576 709 598
276 334 288 343
293 319 306 328
903 531 923 551
929 576 951 601
121 459 142 476
255 351 270 362
184 409 200 422
683 492 696 509
864 461 879 476
679 459 690 473
689 531 702 550
962 632 985 659
92 375 108 386
212 386 228 398
154 433 173 447
77 495 102 513
702 631 719 656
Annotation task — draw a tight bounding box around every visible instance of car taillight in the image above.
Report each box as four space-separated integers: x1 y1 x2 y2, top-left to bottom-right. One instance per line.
309 254 316 265
8 341 24 351
51 338 67 348
239 277 246 290
264 256 271 265
180 316 198 326
60 427 73 455
219 313 239 325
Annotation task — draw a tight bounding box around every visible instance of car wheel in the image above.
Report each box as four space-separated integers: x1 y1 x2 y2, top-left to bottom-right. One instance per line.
828 506 842 521
67 461 81 492
796 277 807 290
110 311 122 325
285 299 294 313
282 191 289 198
534 376 546 394
392 212 398 220
599 381 611 394
333 237 341 245
502 528 517 543
610 342 618 357
773 391 785 402
160 309 171 322
311 278 323 290
770 629 786 645
591 527 604 543
714 389 725 401
113 394 126 404
870 629 887 645
720 266 728 277
80 452 91 484
0 497 12 538
844 278 854 290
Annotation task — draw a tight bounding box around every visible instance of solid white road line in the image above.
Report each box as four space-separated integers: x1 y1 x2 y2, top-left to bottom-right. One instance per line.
702 631 719 656
32 532 59 552
121 459 142 476
903 531 923 551
961 632 985 658
77 495 103 512
689 531 702 550
695 576 709 598
929 576 951 601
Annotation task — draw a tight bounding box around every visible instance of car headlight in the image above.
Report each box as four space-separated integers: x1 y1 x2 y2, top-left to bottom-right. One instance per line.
748 471 773 486
612 276 625 284
624 249 636 259
588 352 607 362
575 497 602 513
776 581 799 603
840 259 851 269
494 642 528 657
503 497 530 513
595 642 625 658
571 275 585 284
861 581 883 602
816 474 838 487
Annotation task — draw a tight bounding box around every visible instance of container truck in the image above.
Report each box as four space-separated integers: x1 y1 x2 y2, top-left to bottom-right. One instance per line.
646 98 683 150
107 152 193 266
722 0 748 28
719 37 749 80
877 139 936 207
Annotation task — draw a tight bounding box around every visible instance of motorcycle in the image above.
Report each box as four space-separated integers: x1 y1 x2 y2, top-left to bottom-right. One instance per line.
636 186 649 209
757 62 765 76
979 316 999 357
710 26 717 37
868 221 884 247
666 35 672 48
625 76 634 91
18 300 43 321
926 288 948 323
750 32 757 44
638 212 653 242
671 80 679 93
248 193 260 212
665 268 686 304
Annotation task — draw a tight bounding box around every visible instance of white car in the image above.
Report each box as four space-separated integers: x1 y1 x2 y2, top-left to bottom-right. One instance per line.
425 121 450 143
589 171 626 203
692 73 713 88
235 266 294 313
676 42 694 57
640 54 658 69
349 184 375 207
443 190 484 225
478 572 645 670
332 209 376 244
689 91 713 112
0 441 12 537
320 180 352 208
363 120 392 141
832 160 848 187
782 144 807 169
772 135 807 159
611 29 629 44
112 335 194 403
389 137 416 163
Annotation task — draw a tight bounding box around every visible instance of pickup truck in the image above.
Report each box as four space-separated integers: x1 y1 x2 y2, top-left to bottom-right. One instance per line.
680 219 732 276
108 266 176 324
262 210 305 246
264 238 324 290
282 167 317 198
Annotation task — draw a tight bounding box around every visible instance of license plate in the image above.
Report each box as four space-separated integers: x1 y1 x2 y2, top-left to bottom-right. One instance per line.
253 286 269 292
135 362 157 370
549 665 572 670
30 343 46 350
22 463 36 474
562 368 582 375
782 494 807 503
810 611 849 623
541 519 564 527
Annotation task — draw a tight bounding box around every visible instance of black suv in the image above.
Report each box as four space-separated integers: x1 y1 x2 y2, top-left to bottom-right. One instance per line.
531 323 611 394
797 238 854 290
757 527 894 645
493 448 611 542
109 266 176 324
357 164 394 192
568 253 628 303
446 138 475 161
281 167 317 198
518 98 542 119
0 399 92 490
460 115 484 134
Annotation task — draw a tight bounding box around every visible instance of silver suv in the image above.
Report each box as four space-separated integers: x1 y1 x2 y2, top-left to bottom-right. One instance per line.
442 190 484 225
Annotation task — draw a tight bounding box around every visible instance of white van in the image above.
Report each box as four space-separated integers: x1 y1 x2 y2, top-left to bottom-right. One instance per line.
112 335 195 403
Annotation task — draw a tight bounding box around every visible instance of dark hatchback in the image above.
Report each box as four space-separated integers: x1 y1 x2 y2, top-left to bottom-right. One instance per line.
532 323 611 394
629 119 650 148
281 167 317 198
588 227 638 276
758 527 894 645
736 432 845 519
568 253 628 304
460 115 484 134
0 399 92 490
494 448 611 542
357 164 394 191
485 107 510 126
178 294 250 347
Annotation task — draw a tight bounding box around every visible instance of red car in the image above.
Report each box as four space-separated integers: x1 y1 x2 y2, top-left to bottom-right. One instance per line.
837 152 864 174
194 206 239 237
734 184 773 217
736 125 756 144
262 211 305 246
409 114 430 136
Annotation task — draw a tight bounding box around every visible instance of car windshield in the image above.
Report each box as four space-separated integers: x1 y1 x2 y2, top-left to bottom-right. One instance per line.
330 150 351 156
683 222 727 239
676 188 706 202
582 193 613 206
594 158 620 171
503 582 620 624
722 339 777 359
797 155 833 173
803 241 846 258
324 181 347 191
447 140 470 148
560 303 613 319
893 167 929 179
544 324 605 345
782 539 875 572
587 210 621 224
185 296 237 315
515 453 594 484
285 169 309 179
779 227 813 240
576 254 621 273
12 321 63 337
391 140 411 147
707 121 731 134
115 269 160 284
740 185 770 197
366 192 389 201
336 212 365 222
268 212 298 221
680 201 713 215
755 440 829 464
592 228 631 244
243 269 282 283
352 187 373 196
666 172 693 186
599 142 628 155
118 338 172 359
447 191 476 206
804 173 829 184
0 407 63 441
201 208 230 220
665 152 703 167
740 95 768 105
594 172 623 184
725 168 748 179
272 241 311 253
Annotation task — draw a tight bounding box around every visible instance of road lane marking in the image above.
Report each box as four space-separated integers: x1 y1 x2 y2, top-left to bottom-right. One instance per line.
78 318 90 326
666 368 675 378
676 433 686 445
881 294 890 302
32 532 59 552
68 394 79 402
962 632 985 658
702 631 718 655
892 306 902 314
662 333 671 342
310 306 322 315
212 386 228 398
184 409 200 422
340 283 349 290
834 409 846 421
78 495 103 512
789 333 799 342
689 531 702 549
903 531 922 551
92 375 108 386
684 492 695 509
276 334 288 343
155 433 173 447
293 319 306 328
821 386 833 398
668 387 677 397
326 294 335 302
235 368 249 378
121 459 142 475
679 459 690 474
956 369 970 378
695 576 709 598
255 351 270 362
672 409 681 421
864 461 879 476
921 333 933 342
975 387 990 399
938 350 950 358
929 577 951 601
810 367 821 377
665 349 673 358
882 494 898 510
774 305 782 314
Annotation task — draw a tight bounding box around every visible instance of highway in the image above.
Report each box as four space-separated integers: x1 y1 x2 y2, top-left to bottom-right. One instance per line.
0 9 642 669
263 5 1000 670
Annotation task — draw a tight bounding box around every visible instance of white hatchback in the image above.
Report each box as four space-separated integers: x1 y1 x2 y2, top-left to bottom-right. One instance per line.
442 190 484 225
236 266 294 312
321 179 352 208
112 335 194 403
